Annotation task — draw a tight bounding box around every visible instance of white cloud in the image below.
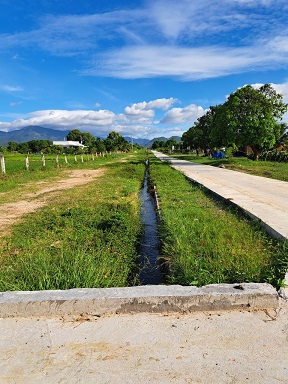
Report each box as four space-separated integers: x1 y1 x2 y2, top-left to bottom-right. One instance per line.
145 98 178 110
122 98 178 124
0 98 202 139
9 101 23 107
161 104 205 124
124 98 177 114
95 44 280 80
0 85 24 92
0 109 115 134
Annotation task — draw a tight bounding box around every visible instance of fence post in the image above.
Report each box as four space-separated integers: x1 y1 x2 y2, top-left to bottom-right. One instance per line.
56 154 59 167
81 155 84 163
74 155 77 162
64 155 68 164
0 154 6 174
41 153 45 167
92 153 95 161
25 155 29 171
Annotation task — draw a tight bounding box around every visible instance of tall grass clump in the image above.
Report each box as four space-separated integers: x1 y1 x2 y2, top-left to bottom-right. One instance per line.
149 155 288 288
0 152 146 291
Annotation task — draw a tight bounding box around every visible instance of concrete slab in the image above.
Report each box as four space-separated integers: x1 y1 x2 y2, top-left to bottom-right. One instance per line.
0 284 279 318
152 151 288 240
1 301 287 384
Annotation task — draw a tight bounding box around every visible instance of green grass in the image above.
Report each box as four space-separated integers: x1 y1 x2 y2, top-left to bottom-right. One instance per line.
0 152 127 203
0 151 146 291
170 153 288 182
149 154 288 288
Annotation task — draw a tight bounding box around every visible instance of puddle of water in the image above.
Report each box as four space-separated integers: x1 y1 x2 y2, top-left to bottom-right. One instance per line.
138 164 163 285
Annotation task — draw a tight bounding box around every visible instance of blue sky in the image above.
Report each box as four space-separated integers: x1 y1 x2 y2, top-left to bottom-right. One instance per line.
0 0 287 139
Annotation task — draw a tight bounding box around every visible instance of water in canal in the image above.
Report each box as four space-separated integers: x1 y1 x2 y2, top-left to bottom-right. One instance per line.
139 162 163 285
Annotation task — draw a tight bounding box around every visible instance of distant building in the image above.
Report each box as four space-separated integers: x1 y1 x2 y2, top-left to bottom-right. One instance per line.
53 140 85 148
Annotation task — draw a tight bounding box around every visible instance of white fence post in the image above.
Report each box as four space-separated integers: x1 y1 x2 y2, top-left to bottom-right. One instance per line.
56 154 59 167
0 154 6 174
64 155 68 164
41 153 45 167
25 155 29 171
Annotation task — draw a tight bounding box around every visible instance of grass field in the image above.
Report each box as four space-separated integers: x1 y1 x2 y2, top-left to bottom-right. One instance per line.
0 151 146 291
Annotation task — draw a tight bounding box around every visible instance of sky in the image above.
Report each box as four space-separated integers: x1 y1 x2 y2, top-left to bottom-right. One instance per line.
0 0 288 140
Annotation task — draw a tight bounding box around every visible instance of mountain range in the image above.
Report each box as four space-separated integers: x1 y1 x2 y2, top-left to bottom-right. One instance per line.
0 126 181 147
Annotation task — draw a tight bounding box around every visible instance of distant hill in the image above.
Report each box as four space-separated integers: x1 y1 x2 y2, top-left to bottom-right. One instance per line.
146 136 181 147
0 126 70 146
124 137 150 147
125 136 181 148
0 126 182 148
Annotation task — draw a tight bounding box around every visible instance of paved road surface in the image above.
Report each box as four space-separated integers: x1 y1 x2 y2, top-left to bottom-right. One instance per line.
152 151 288 240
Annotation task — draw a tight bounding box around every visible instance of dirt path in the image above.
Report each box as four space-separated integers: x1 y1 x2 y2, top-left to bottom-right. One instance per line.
0 169 104 237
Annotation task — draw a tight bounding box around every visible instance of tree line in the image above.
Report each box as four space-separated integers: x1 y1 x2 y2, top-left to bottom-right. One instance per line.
1 130 135 154
182 84 288 160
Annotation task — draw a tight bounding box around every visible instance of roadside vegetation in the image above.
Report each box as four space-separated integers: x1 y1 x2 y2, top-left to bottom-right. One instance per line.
149 154 288 289
0 151 146 291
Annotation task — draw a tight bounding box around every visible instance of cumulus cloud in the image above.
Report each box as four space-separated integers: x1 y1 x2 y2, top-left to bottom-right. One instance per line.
0 98 204 139
122 98 178 124
0 109 115 134
161 104 205 124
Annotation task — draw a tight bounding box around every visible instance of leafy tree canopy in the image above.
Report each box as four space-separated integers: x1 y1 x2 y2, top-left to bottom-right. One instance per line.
182 84 288 160
104 131 130 152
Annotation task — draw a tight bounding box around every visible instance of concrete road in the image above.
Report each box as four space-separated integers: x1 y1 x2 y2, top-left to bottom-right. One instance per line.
152 151 288 240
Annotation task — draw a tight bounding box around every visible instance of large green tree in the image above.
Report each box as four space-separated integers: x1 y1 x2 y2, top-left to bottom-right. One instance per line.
216 84 287 160
182 108 216 153
104 131 129 152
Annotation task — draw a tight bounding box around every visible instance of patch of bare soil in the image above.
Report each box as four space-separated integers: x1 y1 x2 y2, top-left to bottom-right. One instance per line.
0 169 104 237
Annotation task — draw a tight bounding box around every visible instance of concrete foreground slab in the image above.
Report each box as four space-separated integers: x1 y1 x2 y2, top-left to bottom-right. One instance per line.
1 301 287 384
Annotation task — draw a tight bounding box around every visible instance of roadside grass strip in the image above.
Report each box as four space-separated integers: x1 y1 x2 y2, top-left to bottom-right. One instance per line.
0 152 146 291
149 155 288 288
